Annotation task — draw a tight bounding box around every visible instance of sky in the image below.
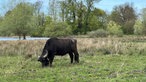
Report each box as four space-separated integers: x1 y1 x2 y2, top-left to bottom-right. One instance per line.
0 0 146 15
96 0 146 13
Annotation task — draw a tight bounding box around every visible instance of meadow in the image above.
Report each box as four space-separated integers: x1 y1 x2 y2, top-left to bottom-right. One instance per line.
1 36 146 82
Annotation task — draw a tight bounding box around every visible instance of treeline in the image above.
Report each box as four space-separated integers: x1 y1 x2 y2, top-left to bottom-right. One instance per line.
0 0 146 39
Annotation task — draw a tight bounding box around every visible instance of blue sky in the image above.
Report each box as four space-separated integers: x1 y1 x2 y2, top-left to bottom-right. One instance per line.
96 0 146 13
0 0 146 15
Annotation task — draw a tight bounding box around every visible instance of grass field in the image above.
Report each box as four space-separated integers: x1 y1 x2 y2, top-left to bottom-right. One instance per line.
1 36 146 82
1 54 146 82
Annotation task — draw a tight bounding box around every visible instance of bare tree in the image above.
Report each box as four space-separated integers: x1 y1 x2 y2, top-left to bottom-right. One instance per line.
110 3 137 34
48 0 60 21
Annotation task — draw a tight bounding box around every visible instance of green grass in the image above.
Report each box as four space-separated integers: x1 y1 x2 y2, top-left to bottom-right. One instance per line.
1 54 146 82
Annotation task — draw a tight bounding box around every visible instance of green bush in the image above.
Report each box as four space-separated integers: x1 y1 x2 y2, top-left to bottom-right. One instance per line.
134 20 144 35
43 22 72 37
88 29 109 37
107 21 123 37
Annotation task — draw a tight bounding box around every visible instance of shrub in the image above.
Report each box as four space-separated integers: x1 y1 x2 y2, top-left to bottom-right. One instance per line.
107 21 123 37
43 22 72 37
134 20 144 35
88 29 109 37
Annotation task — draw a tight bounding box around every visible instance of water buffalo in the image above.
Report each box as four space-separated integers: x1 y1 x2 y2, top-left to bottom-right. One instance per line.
38 38 79 67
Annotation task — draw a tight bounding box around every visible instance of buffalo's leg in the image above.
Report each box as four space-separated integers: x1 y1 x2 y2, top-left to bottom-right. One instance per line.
48 55 54 67
69 52 74 63
74 51 79 63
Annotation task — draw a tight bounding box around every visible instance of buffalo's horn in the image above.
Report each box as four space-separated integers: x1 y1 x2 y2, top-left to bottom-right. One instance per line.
43 50 48 58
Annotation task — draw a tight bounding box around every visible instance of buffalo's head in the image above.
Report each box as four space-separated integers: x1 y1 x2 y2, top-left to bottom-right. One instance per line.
38 49 49 67
38 56 49 67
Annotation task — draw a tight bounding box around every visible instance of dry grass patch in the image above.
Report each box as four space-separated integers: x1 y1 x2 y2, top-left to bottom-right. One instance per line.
1 36 146 57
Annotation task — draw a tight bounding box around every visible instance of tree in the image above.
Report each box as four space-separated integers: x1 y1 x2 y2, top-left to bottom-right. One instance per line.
31 13 45 37
84 0 101 34
1 2 34 39
13 2 34 39
110 3 137 34
43 22 72 37
49 0 60 21
141 8 146 34
34 0 44 27
60 0 66 22
60 0 77 24
134 19 143 35
1 0 20 15
30 1 45 37
72 0 86 34
89 8 107 31
107 21 123 36
59 0 102 34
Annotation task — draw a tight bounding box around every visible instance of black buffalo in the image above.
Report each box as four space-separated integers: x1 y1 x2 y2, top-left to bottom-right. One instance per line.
38 38 79 67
